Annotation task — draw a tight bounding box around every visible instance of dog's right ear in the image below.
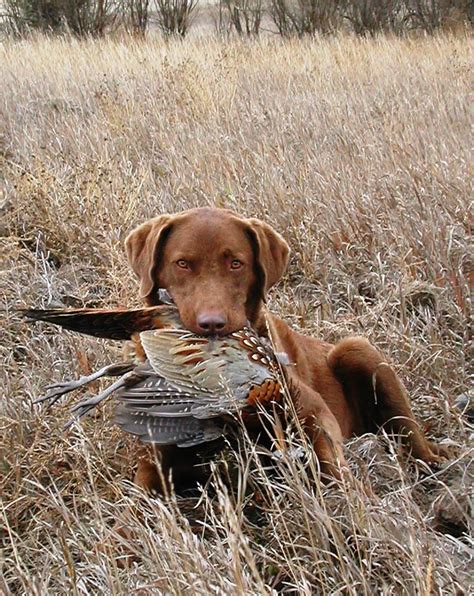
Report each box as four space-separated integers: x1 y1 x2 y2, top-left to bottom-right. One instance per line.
125 215 173 301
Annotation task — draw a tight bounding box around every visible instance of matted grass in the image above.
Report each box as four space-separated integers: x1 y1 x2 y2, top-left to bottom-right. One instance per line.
1 33 472 594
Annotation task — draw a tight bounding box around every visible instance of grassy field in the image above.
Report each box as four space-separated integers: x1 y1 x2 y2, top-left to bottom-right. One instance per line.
1 33 472 594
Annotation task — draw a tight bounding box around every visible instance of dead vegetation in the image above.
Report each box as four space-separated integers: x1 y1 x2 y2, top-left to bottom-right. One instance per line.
0 34 472 594
2 0 472 37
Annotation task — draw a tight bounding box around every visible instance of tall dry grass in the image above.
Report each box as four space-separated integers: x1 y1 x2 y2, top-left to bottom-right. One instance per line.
0 34 472 593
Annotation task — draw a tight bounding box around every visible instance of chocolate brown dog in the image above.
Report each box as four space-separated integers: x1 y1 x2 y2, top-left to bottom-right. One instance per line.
125 207 448 491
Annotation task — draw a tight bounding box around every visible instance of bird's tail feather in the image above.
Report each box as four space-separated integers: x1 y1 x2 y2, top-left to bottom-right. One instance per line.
20 305 180 340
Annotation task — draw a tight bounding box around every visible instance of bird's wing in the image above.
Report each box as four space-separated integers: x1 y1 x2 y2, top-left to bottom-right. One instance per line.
117 371 219 416
114 369 225 446
114 408 224 447
116 360 239 416
140 329 227 393
139 328 282 415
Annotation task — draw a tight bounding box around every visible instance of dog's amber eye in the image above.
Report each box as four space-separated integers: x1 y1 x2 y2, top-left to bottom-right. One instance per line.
230 259 243 270
176 259 190 270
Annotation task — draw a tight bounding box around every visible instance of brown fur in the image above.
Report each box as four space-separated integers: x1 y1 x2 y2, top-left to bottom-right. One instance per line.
125 207 448 490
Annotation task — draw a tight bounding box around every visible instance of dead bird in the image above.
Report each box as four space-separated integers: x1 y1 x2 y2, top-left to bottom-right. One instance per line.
21 293 286 447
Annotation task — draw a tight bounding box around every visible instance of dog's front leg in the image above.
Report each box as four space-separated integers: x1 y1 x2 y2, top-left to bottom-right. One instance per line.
285 372 348 480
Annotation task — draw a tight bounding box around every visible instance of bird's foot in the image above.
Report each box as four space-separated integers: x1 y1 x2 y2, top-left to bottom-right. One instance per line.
34 362 134 407
65 372 133 427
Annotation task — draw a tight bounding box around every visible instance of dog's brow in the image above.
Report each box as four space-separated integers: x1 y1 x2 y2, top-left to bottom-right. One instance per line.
222 248 247 258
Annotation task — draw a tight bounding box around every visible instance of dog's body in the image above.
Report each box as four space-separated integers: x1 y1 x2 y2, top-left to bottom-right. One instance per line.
126 207 447 491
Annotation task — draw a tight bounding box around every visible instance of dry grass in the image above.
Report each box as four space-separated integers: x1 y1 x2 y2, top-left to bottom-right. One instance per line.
1 33 472 594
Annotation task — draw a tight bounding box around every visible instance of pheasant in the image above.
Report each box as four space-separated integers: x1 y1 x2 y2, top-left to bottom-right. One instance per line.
22 291 286 448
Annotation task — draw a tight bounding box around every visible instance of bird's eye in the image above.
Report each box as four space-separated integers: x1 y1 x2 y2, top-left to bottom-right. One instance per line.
230 259 243 270
176 259 190 270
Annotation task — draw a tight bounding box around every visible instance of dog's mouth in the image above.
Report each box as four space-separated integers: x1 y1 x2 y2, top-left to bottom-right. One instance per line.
156 287 256 336
156 288 175 306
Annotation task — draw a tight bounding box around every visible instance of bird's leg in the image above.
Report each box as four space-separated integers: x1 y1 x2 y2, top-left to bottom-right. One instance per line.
65 372 135 428
35 362 135 407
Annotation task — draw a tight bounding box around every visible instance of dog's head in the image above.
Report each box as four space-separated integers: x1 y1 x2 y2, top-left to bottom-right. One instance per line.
125 207 289 335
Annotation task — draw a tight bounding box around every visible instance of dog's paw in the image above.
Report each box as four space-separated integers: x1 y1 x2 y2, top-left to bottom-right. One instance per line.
426 440 455 462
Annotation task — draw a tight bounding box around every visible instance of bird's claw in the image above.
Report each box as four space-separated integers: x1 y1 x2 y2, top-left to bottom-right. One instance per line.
33 393 63 407
45 378 86 392
70 394 104 413
67 374 130 420
33 363 133 408
44 381 69 390
34 378 85 406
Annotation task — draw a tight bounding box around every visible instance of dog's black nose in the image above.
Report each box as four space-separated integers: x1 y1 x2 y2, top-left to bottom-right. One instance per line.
196 313 227 335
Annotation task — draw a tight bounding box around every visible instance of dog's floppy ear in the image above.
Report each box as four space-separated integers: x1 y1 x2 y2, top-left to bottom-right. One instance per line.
125 215 173 300
245 218 290 300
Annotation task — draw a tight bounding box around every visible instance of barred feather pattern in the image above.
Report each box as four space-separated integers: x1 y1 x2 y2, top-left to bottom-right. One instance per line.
114 328 283 446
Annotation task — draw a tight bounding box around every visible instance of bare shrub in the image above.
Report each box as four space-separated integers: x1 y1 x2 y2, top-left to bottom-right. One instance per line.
153 0 198 36
62 0 118 36
2 0 64 35
269 0 343 36
2 0 119 37
343 0 405 35
122 0 151 35
403 0 472 32
217 0 263 36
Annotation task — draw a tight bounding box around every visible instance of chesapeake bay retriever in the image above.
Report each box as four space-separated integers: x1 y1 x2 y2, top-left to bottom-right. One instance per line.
125 207 448 491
